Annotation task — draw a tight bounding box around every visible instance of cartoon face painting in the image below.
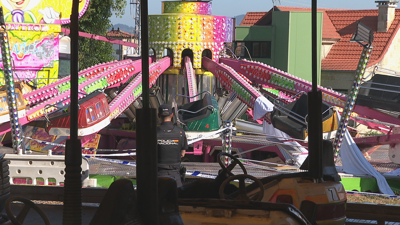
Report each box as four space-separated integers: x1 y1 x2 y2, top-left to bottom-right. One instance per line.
0 0 90 89
1 0 41 23
0 0 90 24
7 0 31 10
6 0 31 10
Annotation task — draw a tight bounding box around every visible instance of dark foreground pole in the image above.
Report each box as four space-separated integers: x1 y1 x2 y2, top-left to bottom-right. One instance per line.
63 0 82 224
308 0 323 181
136 0 159 224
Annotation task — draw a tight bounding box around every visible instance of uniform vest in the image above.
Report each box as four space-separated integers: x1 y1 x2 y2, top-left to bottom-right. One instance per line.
157 125 182 166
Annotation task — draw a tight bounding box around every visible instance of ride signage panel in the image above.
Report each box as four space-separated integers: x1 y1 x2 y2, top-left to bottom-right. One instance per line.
0 24 60 86
0 0 89 87
0 0 89 24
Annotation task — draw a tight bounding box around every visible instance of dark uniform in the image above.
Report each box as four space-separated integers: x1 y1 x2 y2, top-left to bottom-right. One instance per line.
157 119 188 188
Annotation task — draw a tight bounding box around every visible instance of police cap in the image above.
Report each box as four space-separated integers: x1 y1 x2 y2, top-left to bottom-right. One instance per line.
158 104 172 116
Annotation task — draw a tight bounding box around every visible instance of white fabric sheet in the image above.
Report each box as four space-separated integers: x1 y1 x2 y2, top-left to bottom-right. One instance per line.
263 120 308 165
261 111 394 195
263 120 291 141
253 96 274 120
340 129 394 195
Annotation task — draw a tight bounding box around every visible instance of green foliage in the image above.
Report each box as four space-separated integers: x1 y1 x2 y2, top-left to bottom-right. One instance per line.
110 0 127 18
363 129 385 137
63 0 127 70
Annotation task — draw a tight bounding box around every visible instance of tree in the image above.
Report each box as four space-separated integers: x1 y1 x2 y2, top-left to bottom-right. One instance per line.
63 0 127 70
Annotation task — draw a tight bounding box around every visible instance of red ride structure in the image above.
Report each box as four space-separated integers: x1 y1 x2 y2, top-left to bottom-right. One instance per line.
47 92 111 137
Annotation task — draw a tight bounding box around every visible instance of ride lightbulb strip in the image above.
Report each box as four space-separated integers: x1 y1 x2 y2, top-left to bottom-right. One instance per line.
228 121 233 165
0 16 25 153
222 121 232 166
222 131 227 166
185 56 198 102
225 131 230 166
333 46 373 161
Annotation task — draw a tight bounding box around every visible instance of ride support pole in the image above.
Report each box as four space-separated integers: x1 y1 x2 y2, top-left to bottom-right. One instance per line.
308 0 323 181
63 0 82 223
136 0 159 224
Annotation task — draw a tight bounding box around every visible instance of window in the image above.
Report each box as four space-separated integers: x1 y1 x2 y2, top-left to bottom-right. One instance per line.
102 98 110 115
235 41 271 59
0 96 7 113
86 106 97 124
59 53 70 79
253 42 260 57
235 42 245 57
16 93 21 107
202 49 212 59
260 42 271 58
150 48 155 56
15 90 24 107
95 102 105 119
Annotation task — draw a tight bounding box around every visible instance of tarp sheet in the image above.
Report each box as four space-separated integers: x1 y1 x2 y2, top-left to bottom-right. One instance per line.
253 96 274 120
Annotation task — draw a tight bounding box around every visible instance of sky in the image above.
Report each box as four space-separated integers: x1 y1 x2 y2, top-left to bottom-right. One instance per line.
110 0 380 26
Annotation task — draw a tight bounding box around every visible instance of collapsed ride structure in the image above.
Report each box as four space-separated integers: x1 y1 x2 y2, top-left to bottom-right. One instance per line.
0 0 398 198
1 1 400 224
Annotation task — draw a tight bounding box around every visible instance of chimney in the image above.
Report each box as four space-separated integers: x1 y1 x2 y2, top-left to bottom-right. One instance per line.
376 1 398 32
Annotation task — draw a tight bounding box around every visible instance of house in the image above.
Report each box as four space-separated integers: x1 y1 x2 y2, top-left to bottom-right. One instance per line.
236 8 323 84
321 1 400 92
107 27 137 60
236 1 400 92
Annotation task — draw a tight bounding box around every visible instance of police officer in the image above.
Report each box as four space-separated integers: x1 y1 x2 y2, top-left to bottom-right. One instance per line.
157 104 188 188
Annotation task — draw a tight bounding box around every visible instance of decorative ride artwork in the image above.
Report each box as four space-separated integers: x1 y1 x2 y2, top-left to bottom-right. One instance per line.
0 0 89 86
0 0 89 24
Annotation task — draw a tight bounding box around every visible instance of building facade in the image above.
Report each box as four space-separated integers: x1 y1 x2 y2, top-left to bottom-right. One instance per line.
235 9 323 84
238 1 400 93
107 28 137 60
321 1 400 93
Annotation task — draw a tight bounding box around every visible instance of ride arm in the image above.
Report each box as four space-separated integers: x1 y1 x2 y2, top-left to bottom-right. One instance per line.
220 58 400 127
0 59 144 136
184 56 198 102
23 60 125 106
108 57 172 119
73 57 171 146
202 57 268 117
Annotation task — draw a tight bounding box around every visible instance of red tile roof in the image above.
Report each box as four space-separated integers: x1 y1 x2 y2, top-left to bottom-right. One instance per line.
241 7 341 40
240 12 269 26
322 9 400 71
241 6 400 71
107 29 134 38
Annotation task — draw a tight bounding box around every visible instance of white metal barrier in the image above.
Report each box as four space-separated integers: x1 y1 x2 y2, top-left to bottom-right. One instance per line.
4 151 96 187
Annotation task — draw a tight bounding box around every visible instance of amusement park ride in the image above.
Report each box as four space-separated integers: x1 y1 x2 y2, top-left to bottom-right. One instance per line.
0 0 399 224
0 1 397 162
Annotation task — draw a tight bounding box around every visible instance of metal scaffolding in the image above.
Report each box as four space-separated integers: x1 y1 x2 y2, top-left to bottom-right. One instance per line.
130 0 141 55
